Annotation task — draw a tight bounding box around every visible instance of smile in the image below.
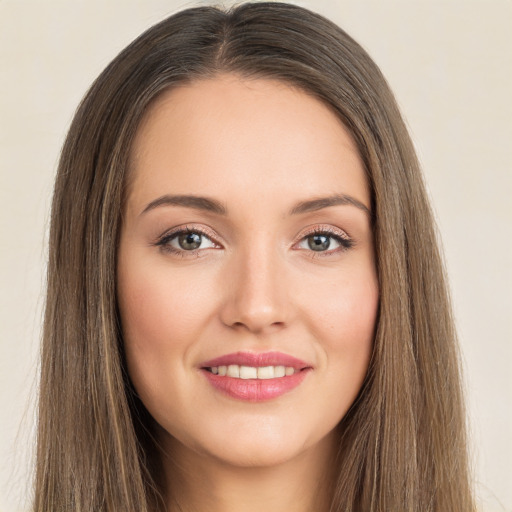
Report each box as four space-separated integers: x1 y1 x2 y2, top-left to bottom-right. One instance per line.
200 351 312 401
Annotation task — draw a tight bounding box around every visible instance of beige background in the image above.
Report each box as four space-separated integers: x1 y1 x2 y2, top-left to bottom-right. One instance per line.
1 1 511 510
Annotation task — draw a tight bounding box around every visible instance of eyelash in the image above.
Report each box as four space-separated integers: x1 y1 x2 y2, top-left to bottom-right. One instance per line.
155 225 219 258
154 225 354 258
299 226 354 257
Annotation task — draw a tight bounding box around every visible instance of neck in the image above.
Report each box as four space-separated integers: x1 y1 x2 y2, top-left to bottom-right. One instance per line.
160 431 337 512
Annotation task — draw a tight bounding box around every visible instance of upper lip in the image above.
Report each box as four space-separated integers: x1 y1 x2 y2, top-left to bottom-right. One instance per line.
200 351 311 370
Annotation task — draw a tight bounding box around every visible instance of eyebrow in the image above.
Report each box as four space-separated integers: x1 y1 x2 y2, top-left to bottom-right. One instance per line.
289 194 371 217
140 193 370 217
140 194 227 216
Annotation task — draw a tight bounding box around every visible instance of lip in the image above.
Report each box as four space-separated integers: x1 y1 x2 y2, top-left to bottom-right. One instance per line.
200 351 312 402
201 351 310 370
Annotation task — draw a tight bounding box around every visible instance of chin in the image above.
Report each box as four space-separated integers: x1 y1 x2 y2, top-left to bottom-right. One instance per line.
207 439 301 469
183 416 335 470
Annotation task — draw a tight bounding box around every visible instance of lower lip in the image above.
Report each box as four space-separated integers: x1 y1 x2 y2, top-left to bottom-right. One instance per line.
202 369 310 402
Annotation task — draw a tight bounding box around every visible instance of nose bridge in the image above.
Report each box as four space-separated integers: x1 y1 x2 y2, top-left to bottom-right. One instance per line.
222 234 286 333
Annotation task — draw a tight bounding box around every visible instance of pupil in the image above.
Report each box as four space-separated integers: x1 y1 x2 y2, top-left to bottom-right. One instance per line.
308 234 330 251
179 232 201 250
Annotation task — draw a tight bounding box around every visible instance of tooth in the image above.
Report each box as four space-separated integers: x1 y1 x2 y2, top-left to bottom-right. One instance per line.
240 366 257 379
212 364 297 379
274 366 285 378
274 366 286 377
257 366 275 379
227 364 240 378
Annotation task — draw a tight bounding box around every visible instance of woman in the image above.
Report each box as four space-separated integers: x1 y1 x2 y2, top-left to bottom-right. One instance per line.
34 2 475 511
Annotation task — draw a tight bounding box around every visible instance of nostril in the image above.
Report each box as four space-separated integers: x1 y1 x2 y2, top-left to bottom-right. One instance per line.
229 319 286 333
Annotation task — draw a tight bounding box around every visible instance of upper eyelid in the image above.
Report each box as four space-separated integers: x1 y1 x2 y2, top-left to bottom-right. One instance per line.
297 224 351 241
157 225 220 244
158 224 349 238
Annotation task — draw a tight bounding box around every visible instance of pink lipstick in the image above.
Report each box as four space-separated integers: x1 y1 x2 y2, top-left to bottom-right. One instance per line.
200 351 312 402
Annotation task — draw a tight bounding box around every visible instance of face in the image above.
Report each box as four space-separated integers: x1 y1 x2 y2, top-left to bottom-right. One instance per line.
117 75 379 469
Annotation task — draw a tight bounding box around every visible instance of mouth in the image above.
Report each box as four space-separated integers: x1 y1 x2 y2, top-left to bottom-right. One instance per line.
200 351 312 402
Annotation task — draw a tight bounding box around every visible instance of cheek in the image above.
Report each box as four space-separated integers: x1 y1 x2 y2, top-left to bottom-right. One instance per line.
310 270 378 347
118 259 213 348
116 256 217 394
304 268 379 395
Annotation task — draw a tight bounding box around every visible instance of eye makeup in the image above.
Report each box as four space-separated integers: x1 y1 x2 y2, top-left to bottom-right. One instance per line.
153 223 355 258
154 224 221 257
294 225 354 257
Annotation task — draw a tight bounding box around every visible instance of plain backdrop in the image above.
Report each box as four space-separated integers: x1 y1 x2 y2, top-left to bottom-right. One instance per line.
1 1 511 511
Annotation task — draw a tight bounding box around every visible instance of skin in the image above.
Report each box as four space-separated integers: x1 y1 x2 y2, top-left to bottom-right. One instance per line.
117 75 379 512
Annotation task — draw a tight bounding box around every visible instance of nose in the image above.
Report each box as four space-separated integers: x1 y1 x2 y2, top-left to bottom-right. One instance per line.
219 243 288 334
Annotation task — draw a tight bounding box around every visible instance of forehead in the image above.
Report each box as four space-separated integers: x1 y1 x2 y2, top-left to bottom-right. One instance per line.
127 74 369 214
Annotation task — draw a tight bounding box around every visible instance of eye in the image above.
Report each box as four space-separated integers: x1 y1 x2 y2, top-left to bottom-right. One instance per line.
296 228 353 254
156 227 218 254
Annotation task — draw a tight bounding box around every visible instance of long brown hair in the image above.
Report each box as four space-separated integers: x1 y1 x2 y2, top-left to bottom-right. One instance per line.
35 3 475 511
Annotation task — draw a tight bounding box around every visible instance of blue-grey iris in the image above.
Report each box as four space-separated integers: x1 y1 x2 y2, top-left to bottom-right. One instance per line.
179 232 202 250
308 234 330 251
